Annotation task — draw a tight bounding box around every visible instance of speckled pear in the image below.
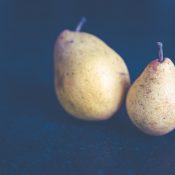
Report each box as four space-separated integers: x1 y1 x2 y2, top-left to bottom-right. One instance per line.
126 42 175 135
54 18 130 121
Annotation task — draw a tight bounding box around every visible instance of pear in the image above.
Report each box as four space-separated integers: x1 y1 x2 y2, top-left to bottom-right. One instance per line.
54 18 130 121
126 42 175 136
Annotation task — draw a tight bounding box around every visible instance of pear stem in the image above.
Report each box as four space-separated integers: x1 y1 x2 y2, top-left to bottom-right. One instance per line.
157 42 164 62
75 17 87 32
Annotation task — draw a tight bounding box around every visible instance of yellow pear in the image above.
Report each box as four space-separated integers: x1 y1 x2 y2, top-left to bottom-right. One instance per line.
126 42 175 135
54 18 130 121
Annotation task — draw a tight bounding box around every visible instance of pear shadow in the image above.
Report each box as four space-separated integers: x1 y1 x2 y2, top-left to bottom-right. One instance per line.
90 107 146 138
5 77 75 123
6 76 174 141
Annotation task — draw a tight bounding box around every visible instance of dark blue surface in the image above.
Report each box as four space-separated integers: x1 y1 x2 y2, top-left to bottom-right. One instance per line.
1 0 175 175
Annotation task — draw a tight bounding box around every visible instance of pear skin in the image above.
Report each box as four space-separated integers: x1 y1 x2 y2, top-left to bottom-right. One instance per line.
126 58 175 136
54 30 130 121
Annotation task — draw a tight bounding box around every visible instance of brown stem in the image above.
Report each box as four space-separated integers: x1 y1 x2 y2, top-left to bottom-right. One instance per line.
75 17 87 32
157 42 164 62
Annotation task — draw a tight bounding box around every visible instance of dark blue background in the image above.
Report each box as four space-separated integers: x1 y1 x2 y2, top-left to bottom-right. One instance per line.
1 0 175 175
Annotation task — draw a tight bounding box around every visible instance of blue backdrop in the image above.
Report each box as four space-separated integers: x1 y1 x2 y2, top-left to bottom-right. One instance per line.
1 0 175 175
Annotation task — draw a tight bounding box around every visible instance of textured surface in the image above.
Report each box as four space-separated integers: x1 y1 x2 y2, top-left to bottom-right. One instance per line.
54 30 130 120
1 0 175 175
127 58 175 135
